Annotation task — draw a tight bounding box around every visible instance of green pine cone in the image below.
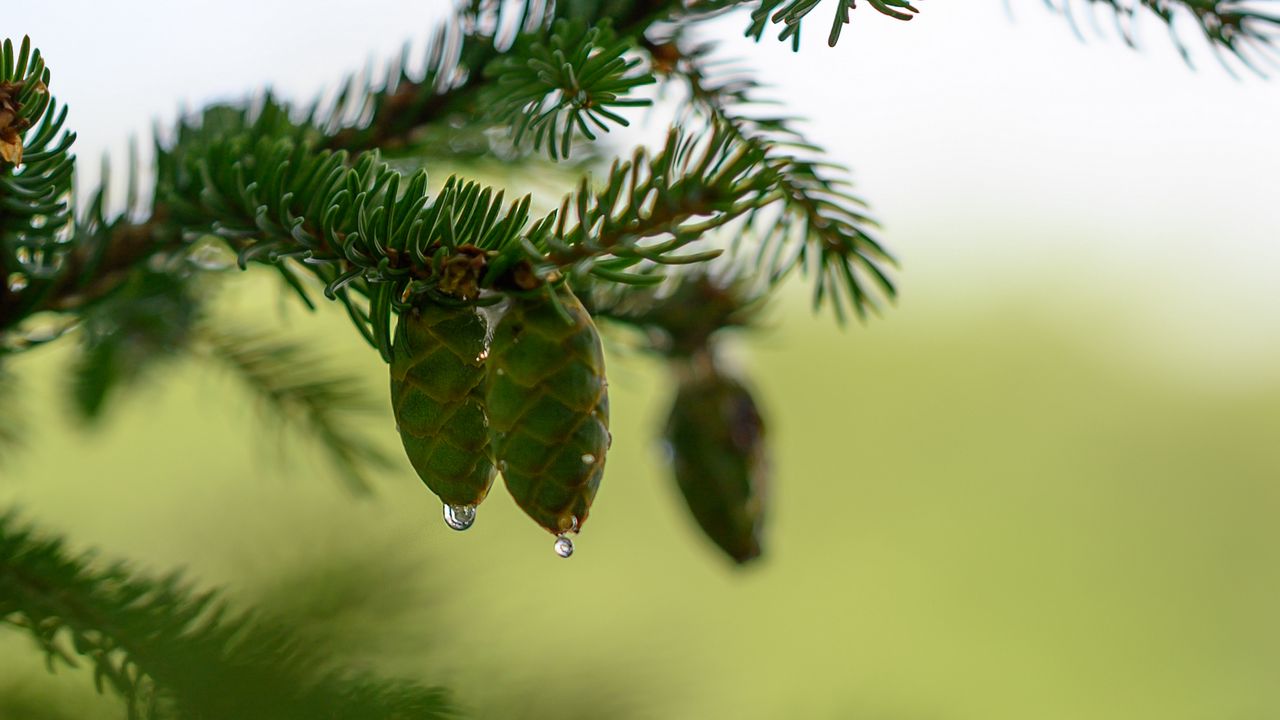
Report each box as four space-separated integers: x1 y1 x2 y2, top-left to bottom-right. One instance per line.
389 303 495 508
487 285 610 535
664 362 767 564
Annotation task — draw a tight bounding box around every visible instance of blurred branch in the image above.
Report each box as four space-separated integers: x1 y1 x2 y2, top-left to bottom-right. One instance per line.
196 324 393 495
1049 0 1280 71
0 511 455 720
66 266 200 424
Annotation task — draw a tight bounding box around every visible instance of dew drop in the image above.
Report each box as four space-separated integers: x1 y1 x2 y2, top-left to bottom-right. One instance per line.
553 535 574 558
20 316 76 343
187 238 236 271
443 504 477 531
554 514 579 534
6 273 29 292
496 368 505 376
580 453 595 464
476 348 489 362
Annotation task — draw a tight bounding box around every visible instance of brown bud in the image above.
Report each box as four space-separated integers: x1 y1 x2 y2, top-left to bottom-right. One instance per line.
0 80 36 166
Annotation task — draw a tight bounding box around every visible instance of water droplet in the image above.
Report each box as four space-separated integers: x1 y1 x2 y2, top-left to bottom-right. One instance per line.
580 453 595 464
554 514 580 534
496 368 505 376
6 273 28 292
476 348 489 362
14 247 30 264
553 535 574 558
19 316 76 343
443 504 476 531
187 238 236 271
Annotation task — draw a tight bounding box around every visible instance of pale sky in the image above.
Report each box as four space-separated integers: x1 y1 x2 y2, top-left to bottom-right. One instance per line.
11 1 1280 375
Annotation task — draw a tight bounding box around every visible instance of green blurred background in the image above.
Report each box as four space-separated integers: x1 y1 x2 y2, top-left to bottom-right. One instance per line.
5 1 1280 718
4 263 1279 718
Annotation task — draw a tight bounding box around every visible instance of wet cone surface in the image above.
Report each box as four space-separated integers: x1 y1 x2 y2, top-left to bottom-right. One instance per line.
390 303 495 507
487 285 610 534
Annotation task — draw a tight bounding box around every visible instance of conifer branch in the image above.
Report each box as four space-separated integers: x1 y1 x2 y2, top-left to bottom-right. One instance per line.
482 18 656 159
1056 0 1280 71
745 0 919 48
0 511 455 720
669 42 896 321
319 2 662 158
148 102 781 357
522 122 770 276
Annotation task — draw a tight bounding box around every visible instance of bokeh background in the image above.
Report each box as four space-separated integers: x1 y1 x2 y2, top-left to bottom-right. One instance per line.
4 2 1280 718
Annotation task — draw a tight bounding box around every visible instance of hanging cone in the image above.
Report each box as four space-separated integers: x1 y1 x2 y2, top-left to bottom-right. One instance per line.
389 302 496 515
664 353 767 563
486 284 610 535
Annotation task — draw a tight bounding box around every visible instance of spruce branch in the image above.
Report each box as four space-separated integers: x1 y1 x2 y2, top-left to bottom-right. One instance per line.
1054 0 1280 71
745 0 919 49
150 100 534 359
313 0 815 158
482 18 656 159
524 121 771 280
2 4 887 346
669 42 896 321
319 0 671 157
142 99 778 358
0 511 455 720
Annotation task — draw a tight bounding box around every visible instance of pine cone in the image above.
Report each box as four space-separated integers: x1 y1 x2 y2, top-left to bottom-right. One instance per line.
487 285 610 535
665 359 767 563
389 303 495 509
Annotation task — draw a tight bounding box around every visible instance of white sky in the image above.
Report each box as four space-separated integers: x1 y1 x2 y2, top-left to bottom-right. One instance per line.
11 0 1280 374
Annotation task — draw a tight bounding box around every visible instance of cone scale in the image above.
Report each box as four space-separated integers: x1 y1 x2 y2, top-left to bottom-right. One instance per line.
389 303 496 509
486 285 610 535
